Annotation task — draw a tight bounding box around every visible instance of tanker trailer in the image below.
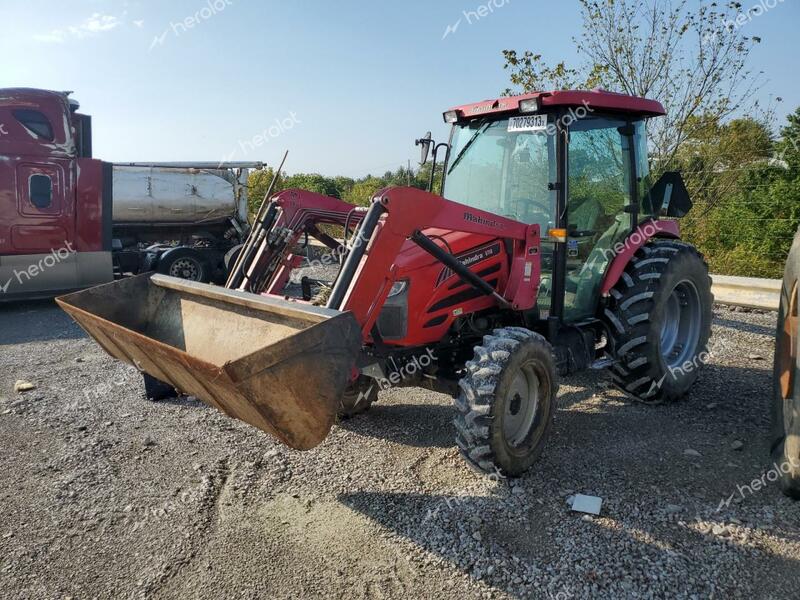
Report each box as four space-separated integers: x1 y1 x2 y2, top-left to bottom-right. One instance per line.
110 163 255 284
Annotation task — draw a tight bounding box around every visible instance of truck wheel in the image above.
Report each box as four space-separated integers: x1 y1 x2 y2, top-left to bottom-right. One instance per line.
604 240 713 403
771 229 800 499
454 327 557 477
142 373 178 402
157 248 210 283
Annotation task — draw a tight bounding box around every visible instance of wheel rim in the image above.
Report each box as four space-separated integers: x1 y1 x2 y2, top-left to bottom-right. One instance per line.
660 280 702 370
169 257 202 281
502 361 541 448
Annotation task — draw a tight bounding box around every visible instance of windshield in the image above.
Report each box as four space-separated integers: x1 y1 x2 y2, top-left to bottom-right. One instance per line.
442 117 557 231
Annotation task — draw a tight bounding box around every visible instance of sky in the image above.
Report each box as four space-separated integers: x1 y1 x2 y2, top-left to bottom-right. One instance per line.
2 0 798 178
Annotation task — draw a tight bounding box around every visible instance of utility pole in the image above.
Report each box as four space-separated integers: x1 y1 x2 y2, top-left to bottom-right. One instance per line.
407 159 411 186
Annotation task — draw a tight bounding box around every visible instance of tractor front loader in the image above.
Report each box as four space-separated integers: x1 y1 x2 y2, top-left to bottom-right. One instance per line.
58 89 713 476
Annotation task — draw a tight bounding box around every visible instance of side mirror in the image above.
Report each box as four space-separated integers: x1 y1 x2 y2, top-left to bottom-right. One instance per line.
644 171 693 218
415 132 432 166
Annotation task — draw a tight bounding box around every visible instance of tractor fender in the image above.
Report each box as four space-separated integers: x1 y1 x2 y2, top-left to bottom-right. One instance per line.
599 219 680 295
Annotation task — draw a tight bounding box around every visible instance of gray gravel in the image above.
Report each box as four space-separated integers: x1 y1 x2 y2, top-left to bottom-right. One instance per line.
0 300 798 599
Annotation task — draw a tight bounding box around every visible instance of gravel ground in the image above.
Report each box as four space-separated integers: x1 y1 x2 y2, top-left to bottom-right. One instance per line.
0 299 797 599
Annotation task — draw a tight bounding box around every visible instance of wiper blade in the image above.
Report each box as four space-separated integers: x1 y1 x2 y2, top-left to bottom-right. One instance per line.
447 120 490 175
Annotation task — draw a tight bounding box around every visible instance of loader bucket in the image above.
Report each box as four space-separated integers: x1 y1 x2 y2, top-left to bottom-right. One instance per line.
56 273 362 450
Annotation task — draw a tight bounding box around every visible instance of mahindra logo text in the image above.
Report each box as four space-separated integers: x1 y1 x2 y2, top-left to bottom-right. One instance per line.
463 211 505 229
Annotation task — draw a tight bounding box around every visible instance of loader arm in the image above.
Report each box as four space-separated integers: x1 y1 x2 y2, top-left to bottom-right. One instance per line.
326 186 542 341
236 189 367 294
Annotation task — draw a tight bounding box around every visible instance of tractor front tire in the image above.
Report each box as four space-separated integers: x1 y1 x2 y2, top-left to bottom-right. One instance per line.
337 377 378 419
604 240 713 403
771 229 800 499
454 327 557 477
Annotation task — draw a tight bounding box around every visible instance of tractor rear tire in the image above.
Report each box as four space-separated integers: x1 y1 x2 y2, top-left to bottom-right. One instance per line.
337 377 378 419
771 229 800 499
454 327 557 477
603 240 713 403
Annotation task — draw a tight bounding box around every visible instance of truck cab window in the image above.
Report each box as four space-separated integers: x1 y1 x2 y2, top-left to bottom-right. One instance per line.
13 109 54 141
29 174 52 209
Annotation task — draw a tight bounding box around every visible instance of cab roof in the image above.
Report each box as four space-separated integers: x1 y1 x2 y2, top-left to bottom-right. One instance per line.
0 88 71 101
447 89 665 121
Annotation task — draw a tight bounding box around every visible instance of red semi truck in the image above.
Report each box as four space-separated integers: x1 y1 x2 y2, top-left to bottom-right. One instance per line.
0 88 261 300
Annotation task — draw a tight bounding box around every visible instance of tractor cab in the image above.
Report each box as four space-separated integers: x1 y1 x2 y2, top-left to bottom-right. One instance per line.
438 90 673 322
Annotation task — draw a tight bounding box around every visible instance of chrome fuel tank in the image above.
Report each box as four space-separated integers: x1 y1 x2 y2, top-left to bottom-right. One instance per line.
111 166 238 224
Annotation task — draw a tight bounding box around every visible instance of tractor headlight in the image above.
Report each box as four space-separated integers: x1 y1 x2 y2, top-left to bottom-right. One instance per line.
388 280 408 298
443 110 459 124
518 98 540 114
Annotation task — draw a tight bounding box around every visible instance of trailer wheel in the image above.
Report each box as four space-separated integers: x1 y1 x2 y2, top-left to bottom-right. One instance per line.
337 377 378 418
603 240 712 403
157 248 210 283
771 229 800 499
454 327 557 477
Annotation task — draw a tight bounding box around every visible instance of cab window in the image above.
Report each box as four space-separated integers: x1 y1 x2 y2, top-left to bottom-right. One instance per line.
13 109 54 141
29 174 53 209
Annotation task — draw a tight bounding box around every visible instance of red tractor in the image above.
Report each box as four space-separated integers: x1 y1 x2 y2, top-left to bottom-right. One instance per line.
59 89 713 476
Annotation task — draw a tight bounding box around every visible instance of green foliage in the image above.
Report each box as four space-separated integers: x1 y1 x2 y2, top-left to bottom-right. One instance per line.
680 110 800 278
246 167 278 217
245 162 442 216
343 177 386 207
282 173 341 198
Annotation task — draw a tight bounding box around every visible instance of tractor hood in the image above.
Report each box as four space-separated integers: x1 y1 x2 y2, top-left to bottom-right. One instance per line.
393 229 500 275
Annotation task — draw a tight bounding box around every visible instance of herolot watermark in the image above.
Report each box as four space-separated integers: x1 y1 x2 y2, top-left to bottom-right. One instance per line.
302 229 370 270
646 340 730 397
150 0 234 50
541 101 595 137
237 112 302 156
420 464 506 526
218 110 301 165
702 0 785 44
717 456 800 511
0 123 8 136
83 366 141 402
0 241 77 293
377 348 437 391
442 0 511 40
599 220 666 262
724 0 784 32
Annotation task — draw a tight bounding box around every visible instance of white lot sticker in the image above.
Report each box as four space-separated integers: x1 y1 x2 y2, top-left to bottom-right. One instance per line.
508 115 548 132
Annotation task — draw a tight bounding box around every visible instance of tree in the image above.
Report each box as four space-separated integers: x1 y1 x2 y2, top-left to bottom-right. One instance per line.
333 176 356 198
245 167 282 216
282 173 340 198
343 177 386 207
503 0 765 172
680 110 800 278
